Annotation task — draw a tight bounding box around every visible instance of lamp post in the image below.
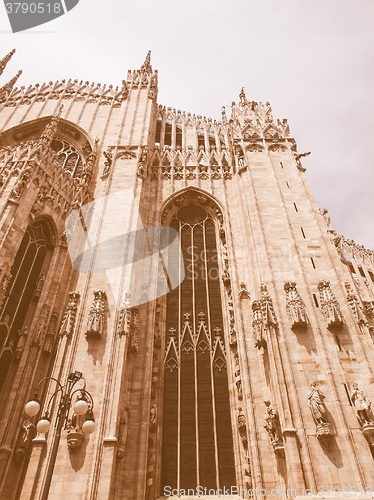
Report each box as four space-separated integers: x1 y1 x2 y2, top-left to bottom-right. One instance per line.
24 371 95 500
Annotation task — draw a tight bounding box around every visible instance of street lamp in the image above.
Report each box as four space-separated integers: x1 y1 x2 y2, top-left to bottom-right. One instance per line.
24 371 95 500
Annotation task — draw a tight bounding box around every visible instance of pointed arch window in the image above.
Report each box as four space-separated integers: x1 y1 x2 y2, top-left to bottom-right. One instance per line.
50 138 83 177
161 203 236 493
1 220 54 343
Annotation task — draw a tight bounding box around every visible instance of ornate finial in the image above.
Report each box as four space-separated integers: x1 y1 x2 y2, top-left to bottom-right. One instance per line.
0 69 22 99
141 50 152 74
0 49 16 77
38 105 63 150
239 87 246 105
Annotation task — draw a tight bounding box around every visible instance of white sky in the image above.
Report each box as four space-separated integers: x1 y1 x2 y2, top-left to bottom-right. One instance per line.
0 0 373 248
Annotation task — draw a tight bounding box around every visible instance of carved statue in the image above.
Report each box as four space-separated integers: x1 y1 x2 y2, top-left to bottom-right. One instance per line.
237 407 246 429
308 382 334 443
221 268 231 287
293 151 311 171
34 274 45 299
10 172 29 199
149 404 157 430
137 147 148 178
236 379 243 400
350 382 374 426
319 208 332 230
15 325 29 358
237 407 248 447
252 300 265 348
102 149 113 177
59 291 80 337
264 400 283 446
307 382 328 425
238 282 250 300
14 420 35 462
116 405 129 462
129 307 139 352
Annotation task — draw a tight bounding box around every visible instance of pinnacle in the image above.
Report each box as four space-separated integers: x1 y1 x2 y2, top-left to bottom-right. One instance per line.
239 87 247 104
39 104 63 149
0 69 22 99
140 50 152 74
0 49 16 78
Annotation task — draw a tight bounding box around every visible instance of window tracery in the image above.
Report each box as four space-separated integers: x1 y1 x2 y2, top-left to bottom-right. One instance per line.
161 203 236 493
50 138 83 177
1 220 54 347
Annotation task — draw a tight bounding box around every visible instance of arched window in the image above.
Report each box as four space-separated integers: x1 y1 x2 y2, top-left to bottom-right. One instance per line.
1 219 54 344
51 138 83 177
161 203 236 492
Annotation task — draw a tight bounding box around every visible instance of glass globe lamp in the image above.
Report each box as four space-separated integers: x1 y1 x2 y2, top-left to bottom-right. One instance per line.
24 399 40 417
74 397 89 416
82 419 95 435
36 416 51 434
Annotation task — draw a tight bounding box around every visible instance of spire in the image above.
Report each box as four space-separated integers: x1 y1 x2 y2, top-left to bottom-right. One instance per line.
239 87 247 105
126 51 157 99
0 49 16 77
140 50 152 75
38 105 63 150
0 69 22 101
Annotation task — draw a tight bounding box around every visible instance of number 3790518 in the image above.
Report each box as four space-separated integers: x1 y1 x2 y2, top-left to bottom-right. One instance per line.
5 3 62 14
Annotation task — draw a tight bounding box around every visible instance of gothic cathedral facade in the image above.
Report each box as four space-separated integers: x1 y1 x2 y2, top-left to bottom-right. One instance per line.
1 50 374 499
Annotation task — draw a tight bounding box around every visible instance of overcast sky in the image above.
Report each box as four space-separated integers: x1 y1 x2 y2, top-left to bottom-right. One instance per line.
0 0 373 248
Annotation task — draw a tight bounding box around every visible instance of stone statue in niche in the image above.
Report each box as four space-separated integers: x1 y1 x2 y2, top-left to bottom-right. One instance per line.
244 451 252 490
236 377 243 400
252 300 265 349
221 268 231 287
15 326 28 358
101 149 113 178
215 209 226 245
33 274 45 299
234 144 246 173
264 401 282 442
149 404 157 430
14 420 35 462
307 381 334 444
350 382 374 426
308 382 328 425
264 400 284 456
238 282 250 300
237 407 248 448
116 405 130 462
59 291 80 337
